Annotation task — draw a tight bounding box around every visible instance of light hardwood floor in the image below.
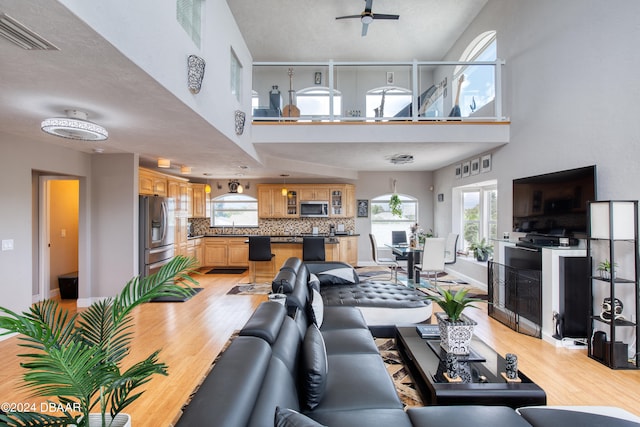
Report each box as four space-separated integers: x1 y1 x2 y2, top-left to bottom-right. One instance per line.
0 270 639 427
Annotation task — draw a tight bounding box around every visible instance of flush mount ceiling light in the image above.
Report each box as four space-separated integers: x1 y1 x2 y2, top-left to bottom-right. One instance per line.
157 158 171 168
41 109 108 141
180 165 192 174
387 154 414 165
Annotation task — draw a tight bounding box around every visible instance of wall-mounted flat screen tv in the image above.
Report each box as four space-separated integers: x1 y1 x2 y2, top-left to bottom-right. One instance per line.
512 165 597 237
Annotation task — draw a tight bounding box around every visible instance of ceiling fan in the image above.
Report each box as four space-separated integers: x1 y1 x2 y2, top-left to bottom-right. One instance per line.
336 0 400 37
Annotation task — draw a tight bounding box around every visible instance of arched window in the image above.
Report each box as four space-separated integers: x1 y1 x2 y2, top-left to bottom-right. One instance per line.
365 87 412 118
295 87 342 118
211 194 258 227
370 194 418 247
454 31 497 117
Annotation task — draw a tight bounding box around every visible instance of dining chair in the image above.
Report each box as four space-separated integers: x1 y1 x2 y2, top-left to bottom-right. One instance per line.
369 233 398 282
414 237 446 286
444 233 459 265
391 230 409 262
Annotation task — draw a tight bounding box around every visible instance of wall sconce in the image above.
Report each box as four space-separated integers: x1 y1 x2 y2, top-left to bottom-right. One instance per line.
157 158 171 168
216 182 222 190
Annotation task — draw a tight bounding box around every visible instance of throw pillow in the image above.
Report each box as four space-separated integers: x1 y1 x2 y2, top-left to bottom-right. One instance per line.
275 407 327 427
300 324 328 410
308 273 321 292
317 267 359 286
311 289 324 327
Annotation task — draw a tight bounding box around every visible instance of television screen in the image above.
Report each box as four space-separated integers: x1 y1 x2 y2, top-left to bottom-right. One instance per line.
512 165 597 237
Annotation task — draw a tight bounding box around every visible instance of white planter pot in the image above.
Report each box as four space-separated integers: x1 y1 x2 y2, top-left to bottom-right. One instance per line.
436 312 477 355
86 413 131 427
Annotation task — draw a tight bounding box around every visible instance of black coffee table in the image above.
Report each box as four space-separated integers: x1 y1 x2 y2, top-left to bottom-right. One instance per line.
396 326 546 408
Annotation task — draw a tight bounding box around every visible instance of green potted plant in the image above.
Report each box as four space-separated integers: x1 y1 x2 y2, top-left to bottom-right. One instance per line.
389 193 402 217
0 255 199 427
597 259 617 280
423 286 486 355
469 238 493 262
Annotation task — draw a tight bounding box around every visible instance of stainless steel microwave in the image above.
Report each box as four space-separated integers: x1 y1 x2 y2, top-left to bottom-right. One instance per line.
300 201 329 217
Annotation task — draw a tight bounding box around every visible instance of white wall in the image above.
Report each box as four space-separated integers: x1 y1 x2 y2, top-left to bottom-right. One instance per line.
434 0 640 257
60 0 256 157
355 171 434 263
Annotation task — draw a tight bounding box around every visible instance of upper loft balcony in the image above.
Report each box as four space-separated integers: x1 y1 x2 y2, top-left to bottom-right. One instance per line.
250 60 510 147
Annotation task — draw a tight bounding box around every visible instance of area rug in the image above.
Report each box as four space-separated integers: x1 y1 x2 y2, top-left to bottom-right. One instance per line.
226 283 272 295
150 287 203 302
207 267 247 274
375 337 424 408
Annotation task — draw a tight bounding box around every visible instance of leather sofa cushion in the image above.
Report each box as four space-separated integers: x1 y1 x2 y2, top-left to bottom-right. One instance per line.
273 269 297 293
321 281 428 309
317 267 359 285
309 408 413 427
301 324 328 410
275 407 326 427
240 301 286 344
321 328 379 355
518 407 640 427
280 257 303 274
313 353 403 413
175 336 271 427
407 406 532 427
320 306 368 331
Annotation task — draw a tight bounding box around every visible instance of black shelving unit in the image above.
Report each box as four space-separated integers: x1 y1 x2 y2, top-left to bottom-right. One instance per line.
587 200 639 369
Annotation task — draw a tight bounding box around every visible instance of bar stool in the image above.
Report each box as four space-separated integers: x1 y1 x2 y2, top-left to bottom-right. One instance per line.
303 236 326 261
248 236 275 283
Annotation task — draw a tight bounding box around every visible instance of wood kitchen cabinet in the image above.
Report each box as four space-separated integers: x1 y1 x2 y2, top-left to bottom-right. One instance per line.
300 186 330 201
258 186 288 218
203 237 248 267
139 169 167 196
338 235 358 266
191 183 207 218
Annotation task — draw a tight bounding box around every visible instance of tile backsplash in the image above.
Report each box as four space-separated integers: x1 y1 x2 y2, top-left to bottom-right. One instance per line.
189 217 355 236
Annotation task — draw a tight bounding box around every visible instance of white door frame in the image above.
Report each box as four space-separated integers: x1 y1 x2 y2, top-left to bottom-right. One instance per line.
37 175 79 303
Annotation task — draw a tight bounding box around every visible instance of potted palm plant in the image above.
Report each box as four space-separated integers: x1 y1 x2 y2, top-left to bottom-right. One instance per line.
0 255 199 427
469 238 493 262
423 286 485 355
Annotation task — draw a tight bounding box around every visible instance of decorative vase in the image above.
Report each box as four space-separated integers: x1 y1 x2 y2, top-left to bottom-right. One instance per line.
436 312 477 355
87 413 132 427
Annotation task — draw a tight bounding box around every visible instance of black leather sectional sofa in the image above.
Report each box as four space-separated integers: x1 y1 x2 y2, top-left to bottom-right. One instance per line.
175 259 640 427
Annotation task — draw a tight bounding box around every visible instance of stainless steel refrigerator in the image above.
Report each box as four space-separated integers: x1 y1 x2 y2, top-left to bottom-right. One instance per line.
139 195 175 278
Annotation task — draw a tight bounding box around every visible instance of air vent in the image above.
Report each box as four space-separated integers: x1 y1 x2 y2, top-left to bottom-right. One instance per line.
0 13 58 50
388 154 414 165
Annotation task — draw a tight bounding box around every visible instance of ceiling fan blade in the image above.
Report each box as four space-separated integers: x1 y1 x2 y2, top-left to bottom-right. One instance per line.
361 22 369 36
364 0 373 13
372 14 399 20
336 14 363 20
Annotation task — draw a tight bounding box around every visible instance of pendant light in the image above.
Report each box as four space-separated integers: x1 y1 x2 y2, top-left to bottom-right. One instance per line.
280 174 289 196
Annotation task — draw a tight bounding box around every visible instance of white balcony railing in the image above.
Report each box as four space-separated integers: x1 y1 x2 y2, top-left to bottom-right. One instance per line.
252 59 506 123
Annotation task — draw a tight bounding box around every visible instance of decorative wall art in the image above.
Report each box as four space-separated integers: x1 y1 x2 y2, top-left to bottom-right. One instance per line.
455 164 462 179
187 54 206 94
234 110 246 135
357 199 369 217
471 158 480 175
462 161 471 178
481 154 492 173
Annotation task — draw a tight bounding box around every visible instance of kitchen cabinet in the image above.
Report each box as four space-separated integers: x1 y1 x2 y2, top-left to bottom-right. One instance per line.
203 237 248 267
300 186 330 201
258 186 288 218
139 169 167 196
328 185 355 218
338 235 358 266
187 238 203 265
191 183 207 218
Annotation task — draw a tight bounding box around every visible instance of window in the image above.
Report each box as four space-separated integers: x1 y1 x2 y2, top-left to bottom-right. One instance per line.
365 87 412 118
211 194 258 227
230 49 242 101
370 194 418 247
458 182 497 251
251 90 259 110
454 31 497 117
176 0 202 48
296 87 342 117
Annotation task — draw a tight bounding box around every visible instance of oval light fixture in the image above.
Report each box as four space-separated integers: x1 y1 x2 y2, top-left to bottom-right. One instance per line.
41 109 108 141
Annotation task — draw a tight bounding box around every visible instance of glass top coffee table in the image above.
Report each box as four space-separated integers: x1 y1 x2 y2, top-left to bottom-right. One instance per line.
396 326 546 408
